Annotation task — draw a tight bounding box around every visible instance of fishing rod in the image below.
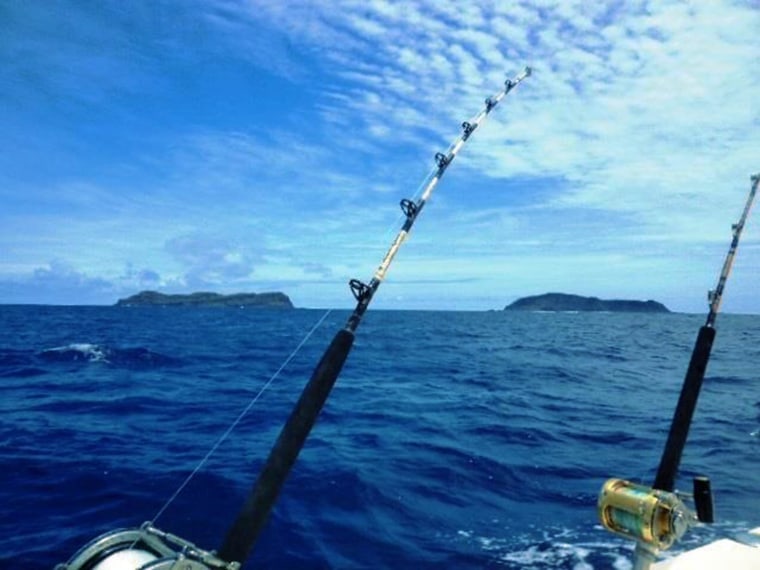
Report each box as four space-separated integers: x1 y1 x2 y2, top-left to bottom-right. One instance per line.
217 66 532 566
56 67 531 570
598 173 759 570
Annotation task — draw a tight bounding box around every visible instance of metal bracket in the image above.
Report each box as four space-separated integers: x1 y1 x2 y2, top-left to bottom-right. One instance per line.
461 121 476 140
349 279 371 302
400 198 418 219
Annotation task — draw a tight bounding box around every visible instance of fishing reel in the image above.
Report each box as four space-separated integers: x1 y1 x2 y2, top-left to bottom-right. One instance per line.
55 522 239 570
598 477 714 551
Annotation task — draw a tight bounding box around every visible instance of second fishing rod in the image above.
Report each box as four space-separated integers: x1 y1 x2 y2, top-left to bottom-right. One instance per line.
218 66 532 566
598 173 759 570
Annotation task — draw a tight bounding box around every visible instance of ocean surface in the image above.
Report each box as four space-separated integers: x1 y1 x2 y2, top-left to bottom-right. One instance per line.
1 306 758 569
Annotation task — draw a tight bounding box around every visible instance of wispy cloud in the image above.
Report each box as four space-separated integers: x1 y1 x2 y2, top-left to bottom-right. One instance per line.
165 232 261 287
1 1 757 311
0 260 116 305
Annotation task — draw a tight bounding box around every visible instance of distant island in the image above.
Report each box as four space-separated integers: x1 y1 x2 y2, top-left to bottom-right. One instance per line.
115 290 294 308
504 293 670 313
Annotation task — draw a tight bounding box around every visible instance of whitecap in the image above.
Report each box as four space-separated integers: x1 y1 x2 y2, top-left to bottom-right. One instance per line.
41 343 110 363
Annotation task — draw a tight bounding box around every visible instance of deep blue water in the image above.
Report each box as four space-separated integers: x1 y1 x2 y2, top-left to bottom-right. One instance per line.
1 306 758 569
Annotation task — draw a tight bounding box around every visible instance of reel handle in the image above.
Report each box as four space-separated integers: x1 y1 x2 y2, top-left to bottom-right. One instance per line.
693 476 714 523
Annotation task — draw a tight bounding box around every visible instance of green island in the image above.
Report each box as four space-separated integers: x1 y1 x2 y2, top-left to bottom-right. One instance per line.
115 290 294 308
504 293 670 313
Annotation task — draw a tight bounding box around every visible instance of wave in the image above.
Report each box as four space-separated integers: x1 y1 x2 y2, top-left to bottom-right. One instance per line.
37 343 180 368
40 343 110 363
3 308 759 569
453 526 634 569
0 364 47 378
0 344 180 378
0 348 49 378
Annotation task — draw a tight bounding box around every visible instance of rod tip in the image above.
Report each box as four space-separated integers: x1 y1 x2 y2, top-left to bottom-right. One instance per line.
524 66 532 76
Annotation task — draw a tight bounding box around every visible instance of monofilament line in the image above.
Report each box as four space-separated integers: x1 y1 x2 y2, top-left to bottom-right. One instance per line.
147 308 334 526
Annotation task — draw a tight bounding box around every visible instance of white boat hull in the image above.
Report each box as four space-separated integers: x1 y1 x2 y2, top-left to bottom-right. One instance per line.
653 528 760 569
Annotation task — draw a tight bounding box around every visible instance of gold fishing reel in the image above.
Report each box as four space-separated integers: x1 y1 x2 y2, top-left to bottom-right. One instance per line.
598 477 713 551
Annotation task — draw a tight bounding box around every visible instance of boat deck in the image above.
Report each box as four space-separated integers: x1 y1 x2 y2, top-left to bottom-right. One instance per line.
653 528 760 569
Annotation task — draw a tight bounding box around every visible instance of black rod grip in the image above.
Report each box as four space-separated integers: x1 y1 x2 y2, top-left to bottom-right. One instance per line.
653 325 716 491
218 328 355 564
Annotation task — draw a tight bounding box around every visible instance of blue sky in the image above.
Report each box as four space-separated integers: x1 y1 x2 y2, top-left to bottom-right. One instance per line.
1 1 758 312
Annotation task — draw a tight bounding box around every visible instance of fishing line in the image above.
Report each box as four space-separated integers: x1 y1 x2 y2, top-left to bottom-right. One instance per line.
56 68 532 570
147 308 334 527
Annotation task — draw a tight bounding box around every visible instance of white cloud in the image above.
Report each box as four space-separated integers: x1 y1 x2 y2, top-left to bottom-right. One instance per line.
2 0 757 310
177 0 760 310
0 260 117 305
165 233 260 284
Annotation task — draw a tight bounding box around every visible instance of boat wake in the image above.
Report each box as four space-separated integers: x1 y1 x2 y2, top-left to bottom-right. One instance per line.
455 526 633 569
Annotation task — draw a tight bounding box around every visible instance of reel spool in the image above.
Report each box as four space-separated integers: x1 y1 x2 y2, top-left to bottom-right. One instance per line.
55 522 239 570
598 478 693 550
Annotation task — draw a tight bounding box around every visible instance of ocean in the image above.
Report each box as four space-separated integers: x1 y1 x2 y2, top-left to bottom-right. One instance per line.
1 306 758 569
